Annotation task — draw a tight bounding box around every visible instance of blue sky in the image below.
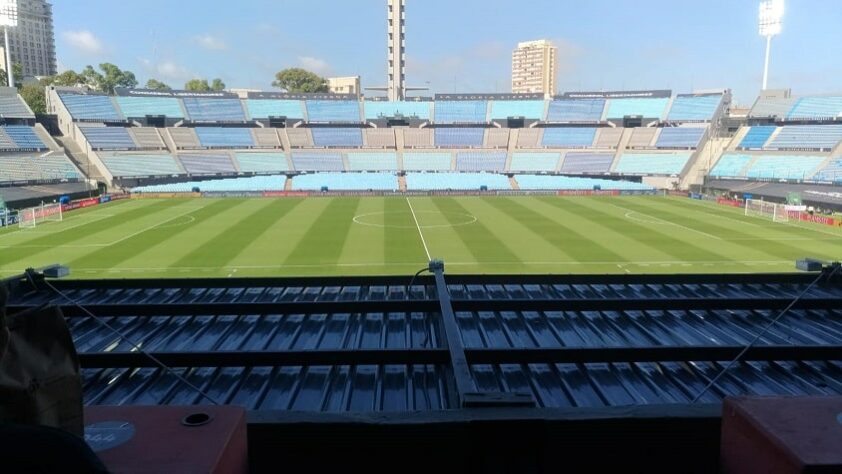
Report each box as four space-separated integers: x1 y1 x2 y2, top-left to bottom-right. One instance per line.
55 0 842 105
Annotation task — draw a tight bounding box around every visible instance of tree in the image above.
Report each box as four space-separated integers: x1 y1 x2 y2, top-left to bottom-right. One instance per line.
0 63 24 88
93 63 138 94
145 79 171 91
44 70 87 87
19 83 46 115
272 68 328 93
184 78 226 92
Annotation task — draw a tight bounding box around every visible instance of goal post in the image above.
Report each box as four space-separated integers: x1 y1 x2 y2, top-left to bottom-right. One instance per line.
745 199 789 223
18 203 63 228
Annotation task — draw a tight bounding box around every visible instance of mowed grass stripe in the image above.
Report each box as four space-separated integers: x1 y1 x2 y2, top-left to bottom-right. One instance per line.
384 198 427 264
567 197 731 262
167 198 300 269
67 199 237 270
285 197 362 265
0 200 184 267
489 197 626 263
337 198 385 265
430 197 520 263
626 198 838 261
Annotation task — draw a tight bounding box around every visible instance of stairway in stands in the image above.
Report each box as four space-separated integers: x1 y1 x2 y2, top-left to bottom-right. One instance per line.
509 176 520 190
398 175 408 192
53 135 106 183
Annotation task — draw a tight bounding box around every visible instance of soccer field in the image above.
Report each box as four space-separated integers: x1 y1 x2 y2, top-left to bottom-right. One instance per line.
1 195 840 279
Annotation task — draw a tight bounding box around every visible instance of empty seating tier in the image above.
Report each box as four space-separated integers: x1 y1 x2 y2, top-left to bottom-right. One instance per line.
613 153 692 175
291 151 344 171
168 128 201 149
363 129 396 148
116 96 184 118
594 128 624 148
546 99 605 122
286 128 314 148
59 93 122 121
292 173 397 191
489 101 545 120
744 155 826 180
666 95 722 122
541 127 597 148
516 175 652 191
101 154 183 177
0 153 80 182
786 96 842 120
194 127 256 148
177 153 237 175
403 128 434 148
79 126 137 150
305 101 361 123
347 153 398 171
234 153 289 173
766 125 842 151
709 154 753 178
311 128 363 148
246 99 305 119
484 128 510 148
627 128 659 148
182 98 246 122
133 175 287 193
509 153 560 172
814 158 842 183
364 101 431 120
516 128 543 148
749 97 797 119
655 127 706 149
405 172 510 191
128 128 166 149
0 88 34 119
455 152 507 172
605 98 669 119
435 128 485 148
403 152 452 171
738 126 776 150
560 153 615 175
2 126 47 150
252 128 282 148
434 101 488 124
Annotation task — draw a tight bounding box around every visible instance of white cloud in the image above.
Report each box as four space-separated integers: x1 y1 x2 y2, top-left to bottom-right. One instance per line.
139 58 194 82
298 56 332 75
62 30 105 55
191 34 228 51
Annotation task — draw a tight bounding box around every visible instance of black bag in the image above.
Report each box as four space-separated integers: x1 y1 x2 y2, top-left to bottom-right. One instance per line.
0 283 84 437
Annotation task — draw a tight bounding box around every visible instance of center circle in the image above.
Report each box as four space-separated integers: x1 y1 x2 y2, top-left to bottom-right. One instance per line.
353 211 478 229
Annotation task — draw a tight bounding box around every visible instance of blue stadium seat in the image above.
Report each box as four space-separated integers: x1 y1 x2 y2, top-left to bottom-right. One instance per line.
560 153 615 175
178 153 237 175
541 128 597 148
79 127 137 150
101 154 183 177
405 172 510 190
613 153 692 175
489 101 545 120
655 127 706 149
246 99 305 119
311 128 364 147
455 152 507 172
516 175 652 191
347 153 398 171
0 91 34 119
194 127 256 148
766 125 842 151
709 154 753 178
434 101 488 124
605 98 669 119
305 101 361 122
183 98 246 122
814 158 842 183
738 126 776 149
786 96 842 120
745 155 826 180
291 152 345 171
0 153 80 182
292 173 397 191
402 152 452 171
509 153 560 172
546 99 605 122
666 95 722 121
116 96 184 118
235 153 289 173
434 128 485 147
133 175 287 193
58 93 122 121
3 126 48 150
364 101 431 120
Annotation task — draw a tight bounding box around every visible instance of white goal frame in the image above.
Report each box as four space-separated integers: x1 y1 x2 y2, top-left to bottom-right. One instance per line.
745 199 789 223
18 203 63 228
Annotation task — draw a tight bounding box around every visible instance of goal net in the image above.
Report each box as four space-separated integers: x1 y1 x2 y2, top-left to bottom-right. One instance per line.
745 199 789 223
18 203 63 229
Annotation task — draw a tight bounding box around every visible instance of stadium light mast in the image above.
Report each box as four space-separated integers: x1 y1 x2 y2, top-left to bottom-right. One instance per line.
758 0 784 90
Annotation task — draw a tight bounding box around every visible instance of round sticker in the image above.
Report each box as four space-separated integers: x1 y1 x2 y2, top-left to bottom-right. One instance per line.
84 421 136 453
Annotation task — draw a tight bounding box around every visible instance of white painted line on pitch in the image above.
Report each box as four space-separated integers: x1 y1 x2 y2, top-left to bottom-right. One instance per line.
406 197 432 261
611 204 723 241
98 206 205 248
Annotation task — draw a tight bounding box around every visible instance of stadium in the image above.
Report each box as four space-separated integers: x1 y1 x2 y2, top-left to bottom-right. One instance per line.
2 0 842 472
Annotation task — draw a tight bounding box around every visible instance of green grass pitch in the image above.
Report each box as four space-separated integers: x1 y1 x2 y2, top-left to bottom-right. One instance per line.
1 195 840 279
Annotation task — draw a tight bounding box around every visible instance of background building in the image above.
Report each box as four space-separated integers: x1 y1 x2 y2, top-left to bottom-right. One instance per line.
0 0 56 78
327 76 361 96
512 39 557 98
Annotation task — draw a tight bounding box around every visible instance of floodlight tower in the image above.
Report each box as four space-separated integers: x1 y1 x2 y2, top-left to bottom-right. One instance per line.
758 0 784 90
